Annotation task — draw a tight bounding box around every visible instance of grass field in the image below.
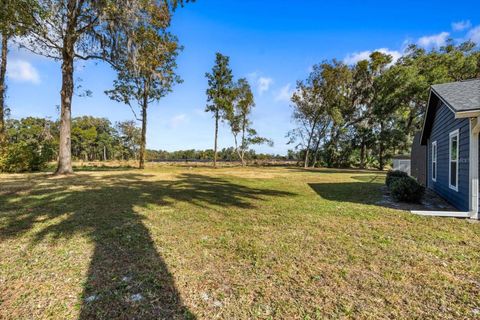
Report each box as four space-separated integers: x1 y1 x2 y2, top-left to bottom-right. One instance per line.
1 166 479 319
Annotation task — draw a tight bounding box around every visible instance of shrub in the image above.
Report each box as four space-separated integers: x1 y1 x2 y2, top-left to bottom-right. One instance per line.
390 176 425 203
0 141 55 173
385 170 409 189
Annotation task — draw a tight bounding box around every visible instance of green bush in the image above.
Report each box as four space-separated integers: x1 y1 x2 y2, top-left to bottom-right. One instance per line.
390 176 425 203
0 141 55 173
385 170 409 188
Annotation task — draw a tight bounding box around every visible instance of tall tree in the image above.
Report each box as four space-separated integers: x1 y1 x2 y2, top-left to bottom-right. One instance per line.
226 78 272 166
205 53 234 168
23 0 185 174
290 83 322 168
106 15 182 169
0 0 39 148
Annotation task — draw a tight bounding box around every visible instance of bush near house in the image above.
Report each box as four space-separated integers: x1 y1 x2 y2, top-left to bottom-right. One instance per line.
385 170 409 189
390 176 425 203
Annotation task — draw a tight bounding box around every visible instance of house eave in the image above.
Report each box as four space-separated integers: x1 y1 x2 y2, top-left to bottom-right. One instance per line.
455 110 480 119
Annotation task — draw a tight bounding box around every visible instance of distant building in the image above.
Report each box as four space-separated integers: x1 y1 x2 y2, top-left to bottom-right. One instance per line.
392 155 411 175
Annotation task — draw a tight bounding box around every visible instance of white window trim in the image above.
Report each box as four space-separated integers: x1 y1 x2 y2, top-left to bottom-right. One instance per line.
432 141 437 182
449 129 459 191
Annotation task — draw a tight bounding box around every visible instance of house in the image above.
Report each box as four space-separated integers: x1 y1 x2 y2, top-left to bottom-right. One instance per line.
420 79 480 219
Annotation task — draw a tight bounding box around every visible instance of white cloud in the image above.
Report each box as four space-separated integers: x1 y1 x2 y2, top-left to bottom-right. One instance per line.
247 72 274 94
258 77 273 94
344 51 371 65
275 84 294 103
417 32 449 48
467 25 480 44
452 20 472 31
343 48 402 65
7 59 40 84
169 114 188 128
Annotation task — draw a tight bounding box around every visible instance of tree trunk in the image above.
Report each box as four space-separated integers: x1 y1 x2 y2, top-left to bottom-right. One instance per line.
304 132 314 168
0 33 8 149
304 117 320 168
240 119 246 166
311 135 322 168
360 137 366 169
379 144 384 171
55 43 75 175
103 145 107 161
139 94 148 170
213 110 218 168
311 123 328 168
233 134 244 166
311 147 319 168
303 148 310 168
55 1 79 175
378 122 385 171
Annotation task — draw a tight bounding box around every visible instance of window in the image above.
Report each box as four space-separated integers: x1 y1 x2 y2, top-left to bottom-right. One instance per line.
449 130 459 191
432 141 437 182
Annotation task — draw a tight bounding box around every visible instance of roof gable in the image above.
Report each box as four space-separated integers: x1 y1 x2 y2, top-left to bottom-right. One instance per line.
431 79 480 112
420 79 480 145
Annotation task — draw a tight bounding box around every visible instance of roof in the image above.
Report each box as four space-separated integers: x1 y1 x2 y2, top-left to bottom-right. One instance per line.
431 79 480 112
420 79 480 145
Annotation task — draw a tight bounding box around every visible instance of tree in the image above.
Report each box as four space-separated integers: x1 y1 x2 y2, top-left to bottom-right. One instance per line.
71 116 116 161
290 62 340 168
115 120 141 161
1 117 57 172
226 78 272 166
289 80 323 168
205 53 234 168
22 0 185 174
106 19 182 169
0 0 39 148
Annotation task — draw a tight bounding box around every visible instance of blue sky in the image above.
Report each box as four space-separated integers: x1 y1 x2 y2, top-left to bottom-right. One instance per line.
5 0 480 155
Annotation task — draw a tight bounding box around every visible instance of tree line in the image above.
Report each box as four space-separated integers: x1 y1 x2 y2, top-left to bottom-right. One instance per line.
146 148 289 162
289 41 480 169
0 114 282 172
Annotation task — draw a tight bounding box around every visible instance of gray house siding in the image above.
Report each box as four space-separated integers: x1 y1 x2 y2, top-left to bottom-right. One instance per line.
427 101 470 211
411 132 427 186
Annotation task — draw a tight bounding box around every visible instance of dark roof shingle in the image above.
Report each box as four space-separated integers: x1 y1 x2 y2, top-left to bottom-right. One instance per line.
431 79 480 112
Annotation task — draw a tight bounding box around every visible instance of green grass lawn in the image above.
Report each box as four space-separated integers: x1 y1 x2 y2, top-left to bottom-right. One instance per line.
1 166 479 319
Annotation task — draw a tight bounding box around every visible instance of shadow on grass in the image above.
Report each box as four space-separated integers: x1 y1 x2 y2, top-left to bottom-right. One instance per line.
309 175 384 205
0 173 294 319
72 165 137 172
287 167 384 175
43 164 138 172
350 175 385 184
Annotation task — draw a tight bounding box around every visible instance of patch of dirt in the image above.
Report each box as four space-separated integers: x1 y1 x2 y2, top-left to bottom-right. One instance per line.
376 186 457 211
